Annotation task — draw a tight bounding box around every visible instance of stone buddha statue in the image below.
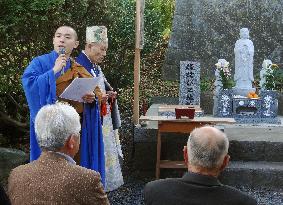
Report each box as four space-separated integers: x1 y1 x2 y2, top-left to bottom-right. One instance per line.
233 28 255 96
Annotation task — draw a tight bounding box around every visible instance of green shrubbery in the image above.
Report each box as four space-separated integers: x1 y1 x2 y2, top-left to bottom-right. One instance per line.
0 0 176 144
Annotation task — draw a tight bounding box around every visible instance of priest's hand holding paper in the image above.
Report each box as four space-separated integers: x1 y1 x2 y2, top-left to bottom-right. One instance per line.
81 89 108 104
60 79 102 103
82 92 96 103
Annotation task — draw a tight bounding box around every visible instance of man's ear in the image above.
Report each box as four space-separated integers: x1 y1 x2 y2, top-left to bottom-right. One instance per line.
67 135 77 149
183 146 188 164
220 154 230 171
74 40 79 49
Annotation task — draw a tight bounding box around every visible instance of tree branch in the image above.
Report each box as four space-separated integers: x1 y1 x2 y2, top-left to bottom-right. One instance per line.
0 111 28 132
6 93 28 110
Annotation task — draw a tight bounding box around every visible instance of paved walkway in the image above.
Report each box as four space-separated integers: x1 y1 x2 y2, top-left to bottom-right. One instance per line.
108 176 283 205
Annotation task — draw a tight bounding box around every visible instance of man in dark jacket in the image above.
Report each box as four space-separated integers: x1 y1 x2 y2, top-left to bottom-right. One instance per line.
144 126 257 205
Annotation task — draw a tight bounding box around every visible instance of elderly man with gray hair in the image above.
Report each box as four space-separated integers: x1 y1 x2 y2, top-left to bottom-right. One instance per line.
8 103 109 205
144 126 257 205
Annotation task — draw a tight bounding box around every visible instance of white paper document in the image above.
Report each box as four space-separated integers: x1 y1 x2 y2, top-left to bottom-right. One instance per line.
59 78 99 102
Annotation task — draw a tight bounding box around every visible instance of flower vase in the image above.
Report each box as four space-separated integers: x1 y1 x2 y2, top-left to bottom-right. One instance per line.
216 88 233 117
259 90 278 118
222 80 234 89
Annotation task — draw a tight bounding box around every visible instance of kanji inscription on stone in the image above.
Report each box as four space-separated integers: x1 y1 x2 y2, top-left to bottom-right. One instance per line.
179 61 200 105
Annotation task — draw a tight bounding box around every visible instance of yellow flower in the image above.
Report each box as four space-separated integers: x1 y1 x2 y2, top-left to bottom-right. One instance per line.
271 64 279 69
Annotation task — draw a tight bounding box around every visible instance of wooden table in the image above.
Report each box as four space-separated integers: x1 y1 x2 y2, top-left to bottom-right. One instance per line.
139 115 236 179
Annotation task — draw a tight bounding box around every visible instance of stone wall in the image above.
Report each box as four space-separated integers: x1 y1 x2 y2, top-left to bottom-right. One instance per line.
0 148 28 184
163 0 282 80
278 93 283 115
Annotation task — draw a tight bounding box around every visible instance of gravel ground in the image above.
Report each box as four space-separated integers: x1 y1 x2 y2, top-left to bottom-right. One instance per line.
108 176 283 205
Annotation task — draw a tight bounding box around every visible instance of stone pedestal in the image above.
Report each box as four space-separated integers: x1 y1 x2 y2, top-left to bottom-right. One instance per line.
233 87 256 97
215 89 233 117
214 89 281 124
233 98 262 123
260 90 279 118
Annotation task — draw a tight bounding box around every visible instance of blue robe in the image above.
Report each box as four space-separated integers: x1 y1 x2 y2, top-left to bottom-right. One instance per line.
76 52 122 130
75 51 106 169
76 52 99 76
22 50 105 185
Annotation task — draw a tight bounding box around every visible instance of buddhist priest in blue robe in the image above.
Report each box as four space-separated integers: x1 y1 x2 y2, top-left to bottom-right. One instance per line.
76 26 123 191
22 26 105 185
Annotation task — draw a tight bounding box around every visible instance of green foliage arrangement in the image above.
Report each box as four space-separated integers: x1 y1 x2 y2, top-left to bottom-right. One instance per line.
215 61 234 89
263 64 283 92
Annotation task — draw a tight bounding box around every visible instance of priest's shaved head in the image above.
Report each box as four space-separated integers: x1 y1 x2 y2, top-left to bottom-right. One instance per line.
53 26 79 57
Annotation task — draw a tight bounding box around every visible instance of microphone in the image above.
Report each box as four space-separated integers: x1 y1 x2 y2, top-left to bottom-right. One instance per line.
59 47 66 76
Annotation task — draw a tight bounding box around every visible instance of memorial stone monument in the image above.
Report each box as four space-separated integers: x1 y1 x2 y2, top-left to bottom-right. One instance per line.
213 40 280 123
163 0 282 81
179 61 200 105
233 28 256 96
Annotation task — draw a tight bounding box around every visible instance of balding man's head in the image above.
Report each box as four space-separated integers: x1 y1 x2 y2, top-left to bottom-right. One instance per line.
187 126 229 170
